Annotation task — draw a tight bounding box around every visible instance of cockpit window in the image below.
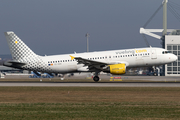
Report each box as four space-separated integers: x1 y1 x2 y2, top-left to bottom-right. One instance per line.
162 51 171 54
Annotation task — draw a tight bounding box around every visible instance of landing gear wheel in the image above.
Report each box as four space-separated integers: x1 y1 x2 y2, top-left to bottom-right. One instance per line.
93 76 99 82
154 72 157 76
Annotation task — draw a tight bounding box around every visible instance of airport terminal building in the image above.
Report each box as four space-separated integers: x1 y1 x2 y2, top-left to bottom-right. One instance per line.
165 30 180 76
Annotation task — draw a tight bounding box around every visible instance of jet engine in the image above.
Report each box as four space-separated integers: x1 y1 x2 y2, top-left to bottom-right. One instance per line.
103 63 126 75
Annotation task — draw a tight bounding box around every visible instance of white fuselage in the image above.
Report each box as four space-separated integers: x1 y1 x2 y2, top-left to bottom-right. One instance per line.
4 31 177 76
40 47 177 73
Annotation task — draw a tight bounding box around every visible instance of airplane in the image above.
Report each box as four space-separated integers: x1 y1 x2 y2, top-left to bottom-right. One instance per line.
3 31 177 82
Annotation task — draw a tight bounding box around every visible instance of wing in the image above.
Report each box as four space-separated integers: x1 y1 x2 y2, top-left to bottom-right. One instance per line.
70 55 107 71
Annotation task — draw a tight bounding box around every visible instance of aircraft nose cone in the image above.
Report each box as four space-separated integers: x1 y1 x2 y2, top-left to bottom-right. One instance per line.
173 55 178 61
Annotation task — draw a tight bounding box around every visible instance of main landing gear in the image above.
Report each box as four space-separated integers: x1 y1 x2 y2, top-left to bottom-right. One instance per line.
93 76 100 82
93 72 100 82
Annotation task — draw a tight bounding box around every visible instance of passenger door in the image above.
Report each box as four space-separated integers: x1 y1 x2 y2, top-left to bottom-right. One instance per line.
151 49 157 59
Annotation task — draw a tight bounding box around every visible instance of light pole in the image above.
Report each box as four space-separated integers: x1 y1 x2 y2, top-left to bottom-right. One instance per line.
85 33 90 52
163 0 168 36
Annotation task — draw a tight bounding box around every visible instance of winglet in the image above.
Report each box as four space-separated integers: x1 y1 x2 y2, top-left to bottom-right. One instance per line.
70 55 75 60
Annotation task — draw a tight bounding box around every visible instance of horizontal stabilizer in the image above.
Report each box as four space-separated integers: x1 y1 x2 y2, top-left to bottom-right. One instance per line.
3 60 26 68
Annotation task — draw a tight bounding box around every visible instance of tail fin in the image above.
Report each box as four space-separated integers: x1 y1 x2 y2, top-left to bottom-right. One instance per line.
4 31 37 60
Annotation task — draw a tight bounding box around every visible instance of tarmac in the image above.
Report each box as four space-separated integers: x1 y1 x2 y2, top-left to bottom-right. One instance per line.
0 82 180 87
0 74 180 87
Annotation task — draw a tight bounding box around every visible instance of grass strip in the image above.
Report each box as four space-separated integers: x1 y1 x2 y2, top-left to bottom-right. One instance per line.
0 102 180 120
0 87 179 119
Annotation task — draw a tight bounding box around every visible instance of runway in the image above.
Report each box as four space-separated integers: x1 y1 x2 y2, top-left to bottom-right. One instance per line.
1 75 180 87
0 82 180 87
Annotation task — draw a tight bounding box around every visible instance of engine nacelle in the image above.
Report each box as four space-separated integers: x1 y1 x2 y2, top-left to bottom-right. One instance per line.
103 64 126 75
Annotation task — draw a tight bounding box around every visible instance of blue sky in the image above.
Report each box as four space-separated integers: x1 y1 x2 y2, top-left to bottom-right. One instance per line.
0 0 180 55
